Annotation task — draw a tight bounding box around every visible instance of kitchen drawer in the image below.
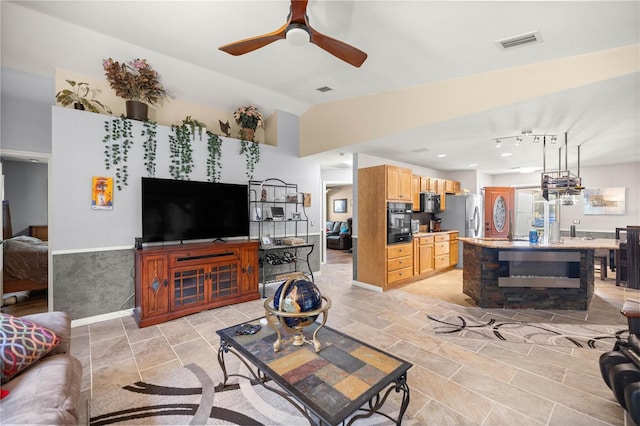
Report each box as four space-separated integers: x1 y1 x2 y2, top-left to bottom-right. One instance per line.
388 266 413 283
419 236 434 245
434 234 450 243
434 242 449 256
387 243 412 259
388 255 413 272
435 254 450 269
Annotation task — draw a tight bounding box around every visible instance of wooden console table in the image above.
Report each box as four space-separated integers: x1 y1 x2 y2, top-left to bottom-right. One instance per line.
134 240 259 327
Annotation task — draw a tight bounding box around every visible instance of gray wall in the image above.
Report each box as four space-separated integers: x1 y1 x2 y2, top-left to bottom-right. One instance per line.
2 160 48 235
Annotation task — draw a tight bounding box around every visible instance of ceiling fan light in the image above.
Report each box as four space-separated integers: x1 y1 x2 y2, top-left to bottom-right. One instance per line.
286 26 310 46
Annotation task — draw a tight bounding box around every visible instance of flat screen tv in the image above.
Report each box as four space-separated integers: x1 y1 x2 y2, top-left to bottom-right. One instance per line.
142 177 249 243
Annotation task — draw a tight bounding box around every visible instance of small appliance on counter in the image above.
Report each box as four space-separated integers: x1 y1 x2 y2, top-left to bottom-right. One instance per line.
429 218 442 232
419 192 441 213
411 219 420 234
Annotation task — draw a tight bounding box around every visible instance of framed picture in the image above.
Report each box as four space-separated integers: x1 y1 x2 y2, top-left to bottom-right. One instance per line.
91 176 113 210
261 236 272 246
583 187 625 215
333 198 347 213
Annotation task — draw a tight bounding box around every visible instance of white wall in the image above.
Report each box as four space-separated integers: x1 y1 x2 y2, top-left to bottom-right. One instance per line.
51 106 322 252
490 163 640 231
1 68 53 153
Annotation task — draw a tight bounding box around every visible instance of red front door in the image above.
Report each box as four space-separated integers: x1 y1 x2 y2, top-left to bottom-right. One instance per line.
484 187 515 238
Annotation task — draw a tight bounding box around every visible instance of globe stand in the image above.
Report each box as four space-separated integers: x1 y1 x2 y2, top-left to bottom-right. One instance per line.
264 296 332 352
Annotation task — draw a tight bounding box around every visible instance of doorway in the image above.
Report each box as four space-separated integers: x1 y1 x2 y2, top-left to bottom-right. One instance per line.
323 182 353 265
1 151 50 315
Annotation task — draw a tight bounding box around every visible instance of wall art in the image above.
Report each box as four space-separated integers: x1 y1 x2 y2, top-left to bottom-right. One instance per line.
583 187 625 215
91 176 113 210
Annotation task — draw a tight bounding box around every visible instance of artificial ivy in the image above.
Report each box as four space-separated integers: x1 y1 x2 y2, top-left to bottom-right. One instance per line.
141 120 158 177
206 131 223 182
102 117 133 190
240 139 260 180
168 116 206 180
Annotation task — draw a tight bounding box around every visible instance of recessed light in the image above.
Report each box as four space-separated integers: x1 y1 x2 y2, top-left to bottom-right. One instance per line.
501 152 512 157
437 154 446 158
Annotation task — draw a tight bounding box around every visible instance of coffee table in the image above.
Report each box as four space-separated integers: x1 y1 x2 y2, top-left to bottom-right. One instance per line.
216 319 412 425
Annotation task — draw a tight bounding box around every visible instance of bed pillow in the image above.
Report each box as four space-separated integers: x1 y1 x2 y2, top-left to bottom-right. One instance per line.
0 313 61 384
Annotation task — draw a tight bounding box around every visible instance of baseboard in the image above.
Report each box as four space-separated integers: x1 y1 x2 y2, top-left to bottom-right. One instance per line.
351 280 384 293
71 309 133 327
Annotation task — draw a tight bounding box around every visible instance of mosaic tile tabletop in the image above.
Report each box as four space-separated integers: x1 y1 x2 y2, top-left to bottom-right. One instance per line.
217 319 412 425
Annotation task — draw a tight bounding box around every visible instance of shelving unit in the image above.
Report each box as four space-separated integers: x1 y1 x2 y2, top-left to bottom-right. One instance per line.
249 178 314 297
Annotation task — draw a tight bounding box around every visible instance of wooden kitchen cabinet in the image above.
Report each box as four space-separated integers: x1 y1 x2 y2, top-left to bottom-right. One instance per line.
412 175 436 211
134 240 259 327
386 165 412 201
449 232 459 266
434 233 450 269
411 175 420 210
387 242 413 284
414 236 434 275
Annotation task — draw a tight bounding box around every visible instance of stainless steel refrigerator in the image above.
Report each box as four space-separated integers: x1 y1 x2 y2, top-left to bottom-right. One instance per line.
439 193 483 268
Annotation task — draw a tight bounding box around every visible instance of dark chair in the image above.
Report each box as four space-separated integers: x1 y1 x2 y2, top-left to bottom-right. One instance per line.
617 226 640 289
327 218 352 250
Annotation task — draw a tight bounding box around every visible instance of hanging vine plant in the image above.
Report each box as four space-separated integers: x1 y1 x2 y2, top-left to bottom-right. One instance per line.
141 120 158 177
206 131 223 182
102 117 133 190
169 116 205 180
240 139 260 180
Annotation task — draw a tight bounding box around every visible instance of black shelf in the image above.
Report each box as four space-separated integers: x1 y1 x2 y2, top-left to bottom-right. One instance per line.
249 179 313 297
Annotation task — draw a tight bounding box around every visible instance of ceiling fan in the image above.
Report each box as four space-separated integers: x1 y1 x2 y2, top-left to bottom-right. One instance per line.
218 0 367 68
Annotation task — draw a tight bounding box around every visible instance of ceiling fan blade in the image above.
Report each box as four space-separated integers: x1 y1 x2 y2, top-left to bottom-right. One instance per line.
218 23 288 56
307 27 368 67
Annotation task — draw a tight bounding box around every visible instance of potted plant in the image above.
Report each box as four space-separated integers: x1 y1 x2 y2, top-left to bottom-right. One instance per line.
102 58 169 121
233 104 264 141
55 79 112 114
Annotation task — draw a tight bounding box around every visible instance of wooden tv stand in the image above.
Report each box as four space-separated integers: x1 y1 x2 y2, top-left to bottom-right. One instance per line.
134 240 259 327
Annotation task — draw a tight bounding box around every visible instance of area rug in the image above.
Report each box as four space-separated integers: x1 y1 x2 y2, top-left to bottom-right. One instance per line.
427 312 629 350
89 363 307 425
89 362 403 425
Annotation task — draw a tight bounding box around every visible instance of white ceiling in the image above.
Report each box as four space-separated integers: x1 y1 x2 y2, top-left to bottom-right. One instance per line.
3 1 639 175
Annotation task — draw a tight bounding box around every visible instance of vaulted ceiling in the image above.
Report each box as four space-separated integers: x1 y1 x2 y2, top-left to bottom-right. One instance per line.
2 1 639 174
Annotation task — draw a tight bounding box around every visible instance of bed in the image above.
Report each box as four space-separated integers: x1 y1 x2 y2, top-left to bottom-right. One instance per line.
3 236 48 293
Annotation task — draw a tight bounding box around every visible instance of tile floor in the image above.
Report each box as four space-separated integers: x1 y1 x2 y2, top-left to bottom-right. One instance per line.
73 262 639 425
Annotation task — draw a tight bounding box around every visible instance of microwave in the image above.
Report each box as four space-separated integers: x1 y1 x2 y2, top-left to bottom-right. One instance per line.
419 192 441 213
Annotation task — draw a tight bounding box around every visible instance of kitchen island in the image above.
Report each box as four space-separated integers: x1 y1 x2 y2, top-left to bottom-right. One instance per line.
459 237 619 310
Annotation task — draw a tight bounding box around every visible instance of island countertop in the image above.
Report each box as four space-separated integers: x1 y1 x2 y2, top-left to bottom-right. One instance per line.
459 237 618 250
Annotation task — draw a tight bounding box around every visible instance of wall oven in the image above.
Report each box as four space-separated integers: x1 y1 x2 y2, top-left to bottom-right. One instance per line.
387 202 413 244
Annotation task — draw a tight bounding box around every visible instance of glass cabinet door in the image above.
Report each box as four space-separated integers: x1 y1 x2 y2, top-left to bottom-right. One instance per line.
172 267 206 308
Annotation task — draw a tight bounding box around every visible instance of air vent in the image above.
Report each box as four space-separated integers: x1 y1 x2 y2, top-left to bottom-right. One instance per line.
316 86 333 92
495 31 543 50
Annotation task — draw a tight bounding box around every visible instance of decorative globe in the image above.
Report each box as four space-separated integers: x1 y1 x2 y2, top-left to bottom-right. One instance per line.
273 278 322 329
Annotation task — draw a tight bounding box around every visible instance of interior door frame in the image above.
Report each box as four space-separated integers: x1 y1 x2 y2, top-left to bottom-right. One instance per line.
322 179 353 264
0 149 52 310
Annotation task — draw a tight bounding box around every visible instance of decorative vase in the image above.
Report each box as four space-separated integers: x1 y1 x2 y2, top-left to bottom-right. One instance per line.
240 128 255 141
126 100 148 121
